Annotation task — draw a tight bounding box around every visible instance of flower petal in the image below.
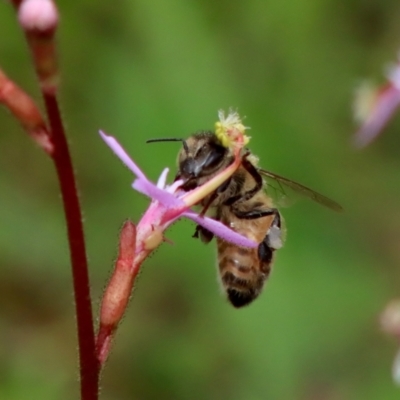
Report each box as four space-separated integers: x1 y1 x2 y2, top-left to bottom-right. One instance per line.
157 168 169 189
183 211 258 248
354 85 400 147
133 179 185 208
167 179 184 194
99 130 147 180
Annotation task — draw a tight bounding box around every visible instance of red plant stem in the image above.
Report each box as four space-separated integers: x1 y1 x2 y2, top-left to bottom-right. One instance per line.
11 0 23 7
10 0 98 396
43 94 99 399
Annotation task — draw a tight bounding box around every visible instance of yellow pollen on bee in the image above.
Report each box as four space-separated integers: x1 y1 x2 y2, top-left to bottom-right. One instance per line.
215 110 250 149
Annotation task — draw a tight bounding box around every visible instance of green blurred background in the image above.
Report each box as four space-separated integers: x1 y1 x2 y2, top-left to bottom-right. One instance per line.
2 1 400 399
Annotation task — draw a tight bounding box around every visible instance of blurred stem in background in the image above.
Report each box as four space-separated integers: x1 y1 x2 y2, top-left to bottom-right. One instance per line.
2 1 99 398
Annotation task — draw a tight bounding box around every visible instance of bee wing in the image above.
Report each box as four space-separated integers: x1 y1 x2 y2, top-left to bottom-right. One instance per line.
258 168 343 212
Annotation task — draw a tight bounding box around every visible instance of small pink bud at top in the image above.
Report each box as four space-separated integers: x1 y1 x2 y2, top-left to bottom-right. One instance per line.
18 0 59 34
18 0 60 93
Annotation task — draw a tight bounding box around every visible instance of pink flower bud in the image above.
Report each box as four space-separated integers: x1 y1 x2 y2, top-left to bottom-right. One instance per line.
99 221 136 329
18 0 59 33
18 0 59 93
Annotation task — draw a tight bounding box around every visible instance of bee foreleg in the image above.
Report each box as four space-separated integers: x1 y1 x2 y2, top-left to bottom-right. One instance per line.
270 210 281 228
257 241 274 264
199 177 232 217
232 207 278 220
264 211 283 249
258 214 283 268
225 154 263 206
192 225 214 244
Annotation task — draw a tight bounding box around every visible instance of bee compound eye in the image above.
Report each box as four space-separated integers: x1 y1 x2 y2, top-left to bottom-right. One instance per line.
181 158 196 176
203 145 226 170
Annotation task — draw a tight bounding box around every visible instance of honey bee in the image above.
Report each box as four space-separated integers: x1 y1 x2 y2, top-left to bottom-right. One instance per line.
147 131 342 308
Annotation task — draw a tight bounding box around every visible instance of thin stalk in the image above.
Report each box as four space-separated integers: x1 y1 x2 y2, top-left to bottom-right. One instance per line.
43 94 99 399
10 0 99 397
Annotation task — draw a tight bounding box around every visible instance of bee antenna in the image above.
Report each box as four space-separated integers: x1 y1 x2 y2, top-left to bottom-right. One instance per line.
146 138 189 154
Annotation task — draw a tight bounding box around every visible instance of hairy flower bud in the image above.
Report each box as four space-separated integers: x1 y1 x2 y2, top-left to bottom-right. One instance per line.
0 68 53 153
97 221 136 364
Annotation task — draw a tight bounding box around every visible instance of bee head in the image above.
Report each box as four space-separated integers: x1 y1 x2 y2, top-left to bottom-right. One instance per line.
147 131 230 190
177 131 228 187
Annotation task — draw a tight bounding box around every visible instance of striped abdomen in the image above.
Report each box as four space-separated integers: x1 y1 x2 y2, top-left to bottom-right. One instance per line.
216 207 277 308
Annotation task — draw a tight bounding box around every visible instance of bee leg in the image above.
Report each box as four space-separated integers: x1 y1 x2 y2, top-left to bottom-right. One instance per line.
192 225 214 244
225 155 263 205
232 208 278 220
258 213 283 272
199 192 218 217
233 207 283 250
199 177 232 217
257 241 273 265
265 212 283 250
240 154 263 201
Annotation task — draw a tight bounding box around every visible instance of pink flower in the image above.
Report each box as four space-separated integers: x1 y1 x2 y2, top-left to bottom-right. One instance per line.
354 59 400 147
99 130 258 249
97 125 257 364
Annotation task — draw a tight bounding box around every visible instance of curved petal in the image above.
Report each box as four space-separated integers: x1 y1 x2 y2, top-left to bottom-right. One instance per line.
354 86 400 147
99 131 147 180
157 168 169 189
183 211 258 248
133 179 185 208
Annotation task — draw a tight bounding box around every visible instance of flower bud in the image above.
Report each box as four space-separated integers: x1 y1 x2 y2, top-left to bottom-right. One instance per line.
18 0 59 93
97 221 136 365
0 68 53 154
18 0 58 33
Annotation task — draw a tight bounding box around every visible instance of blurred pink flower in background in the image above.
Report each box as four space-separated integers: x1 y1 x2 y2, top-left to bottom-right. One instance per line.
354 56 400 147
